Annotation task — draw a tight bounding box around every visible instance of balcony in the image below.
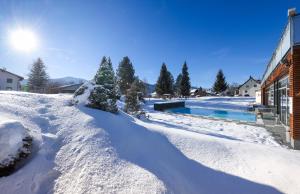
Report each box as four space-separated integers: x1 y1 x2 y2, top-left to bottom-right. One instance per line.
262 14 300 84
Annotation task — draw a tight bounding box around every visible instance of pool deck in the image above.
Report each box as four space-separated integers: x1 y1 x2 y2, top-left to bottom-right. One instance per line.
262 118 292 148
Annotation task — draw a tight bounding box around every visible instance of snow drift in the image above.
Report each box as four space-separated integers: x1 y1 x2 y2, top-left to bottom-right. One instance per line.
0 92 300 194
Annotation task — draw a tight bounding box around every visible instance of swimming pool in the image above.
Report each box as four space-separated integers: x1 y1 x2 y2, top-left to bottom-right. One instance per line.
165 107 256 122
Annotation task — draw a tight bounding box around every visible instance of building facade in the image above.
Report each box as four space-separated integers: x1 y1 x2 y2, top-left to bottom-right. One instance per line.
238 76 261 97
261 9 300 149
0 69 23 91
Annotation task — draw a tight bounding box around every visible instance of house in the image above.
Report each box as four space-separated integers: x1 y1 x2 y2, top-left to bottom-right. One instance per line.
0 68 23 91
261 8 300 149
238 76 261 97
190 88 207 97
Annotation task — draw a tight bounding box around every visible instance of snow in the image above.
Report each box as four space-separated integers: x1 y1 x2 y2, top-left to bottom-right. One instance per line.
0 119 28 165
73 81 94 105
0 92 300 194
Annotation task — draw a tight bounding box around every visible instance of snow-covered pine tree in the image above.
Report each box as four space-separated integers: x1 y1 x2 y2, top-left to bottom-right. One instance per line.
213 69 228 94
180 62 191 97
125 79 141 113
28 58 49 93
89 56 118 113
94 57 115 86
155 63 174 96
116 56 135 95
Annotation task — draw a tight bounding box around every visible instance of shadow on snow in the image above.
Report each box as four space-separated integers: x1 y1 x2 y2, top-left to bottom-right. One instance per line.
79 106 281 194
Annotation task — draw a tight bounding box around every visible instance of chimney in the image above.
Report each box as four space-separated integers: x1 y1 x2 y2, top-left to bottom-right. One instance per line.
288 8 296 17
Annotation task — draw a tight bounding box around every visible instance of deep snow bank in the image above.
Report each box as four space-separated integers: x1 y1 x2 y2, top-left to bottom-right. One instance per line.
0 120 28 165
0 92 300 194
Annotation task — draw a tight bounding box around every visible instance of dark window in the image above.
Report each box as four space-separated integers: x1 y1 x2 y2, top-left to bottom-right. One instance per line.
254 84 257 87
245 90 248 93
7 78 13 83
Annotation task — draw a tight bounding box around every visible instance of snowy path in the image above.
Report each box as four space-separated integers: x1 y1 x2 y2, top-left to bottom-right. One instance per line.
0 92 300 194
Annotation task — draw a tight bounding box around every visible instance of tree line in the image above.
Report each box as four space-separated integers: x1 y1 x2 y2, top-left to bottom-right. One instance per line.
27 57 230 114
155 61 191 97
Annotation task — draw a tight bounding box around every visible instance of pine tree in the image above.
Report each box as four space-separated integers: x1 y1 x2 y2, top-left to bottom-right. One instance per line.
116 56 135 94
213 69 228 94
155 63 174 96
133 77 147 97
89 56 118 113
94 57 115 86
180 62 191 97
125 79 140 113
174 73 182 96
28 58 49 93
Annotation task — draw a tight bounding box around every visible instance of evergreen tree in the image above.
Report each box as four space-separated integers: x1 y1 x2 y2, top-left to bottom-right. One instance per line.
125 79 141 113
213 69 228 93
180 62 191 97
94 57 115 86
174 73 182 96
116 56 135 94
28 58 49 93
133 77 147 97
155 63 174 96
89 56 118 113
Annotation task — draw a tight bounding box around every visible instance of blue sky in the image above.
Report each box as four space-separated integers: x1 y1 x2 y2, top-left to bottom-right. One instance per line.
0 0 299 88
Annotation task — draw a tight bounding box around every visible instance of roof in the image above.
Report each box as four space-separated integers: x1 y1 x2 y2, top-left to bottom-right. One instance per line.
0 68 24 80
238 76 261 89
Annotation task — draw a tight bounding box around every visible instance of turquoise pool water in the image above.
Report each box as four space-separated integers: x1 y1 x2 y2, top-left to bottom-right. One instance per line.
166 107 256 122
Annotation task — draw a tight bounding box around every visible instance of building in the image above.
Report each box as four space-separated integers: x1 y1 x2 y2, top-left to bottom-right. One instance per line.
238 76 261 97
261 8 300 149
0 68 23 91
190 88 207 97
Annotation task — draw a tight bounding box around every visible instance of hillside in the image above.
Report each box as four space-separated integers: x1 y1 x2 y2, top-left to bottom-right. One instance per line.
21 77 87 86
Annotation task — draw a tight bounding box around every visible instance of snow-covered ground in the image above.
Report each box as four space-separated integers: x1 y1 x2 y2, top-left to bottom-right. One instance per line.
0 92 300 194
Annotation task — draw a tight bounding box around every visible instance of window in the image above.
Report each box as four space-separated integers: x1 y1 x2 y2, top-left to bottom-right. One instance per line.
254 84 257 87
246 85 249 88
6 87 12 90
7 78 13 83
245 90 248 93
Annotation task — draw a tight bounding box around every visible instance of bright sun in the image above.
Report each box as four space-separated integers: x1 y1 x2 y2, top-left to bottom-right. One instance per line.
9 28 38 52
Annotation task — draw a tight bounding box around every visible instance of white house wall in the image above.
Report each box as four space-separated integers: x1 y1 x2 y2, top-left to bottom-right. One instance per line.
0 71 21 91
239 79 260 97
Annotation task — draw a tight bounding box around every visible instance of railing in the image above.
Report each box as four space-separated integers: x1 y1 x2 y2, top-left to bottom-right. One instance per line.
262 14 300 85
261 22 291 84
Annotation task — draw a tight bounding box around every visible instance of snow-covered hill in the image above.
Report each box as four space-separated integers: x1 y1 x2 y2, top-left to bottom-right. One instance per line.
0 91 300 194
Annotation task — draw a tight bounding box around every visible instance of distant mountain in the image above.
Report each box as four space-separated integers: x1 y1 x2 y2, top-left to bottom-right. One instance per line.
144 83 156 94
50 77 87 85
21 76 87 86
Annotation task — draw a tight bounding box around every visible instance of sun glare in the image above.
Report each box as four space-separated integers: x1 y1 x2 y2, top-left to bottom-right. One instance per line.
9 28 38 52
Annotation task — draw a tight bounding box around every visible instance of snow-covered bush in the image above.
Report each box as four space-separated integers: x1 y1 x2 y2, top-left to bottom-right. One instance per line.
88 85 118 113
0 120 32 177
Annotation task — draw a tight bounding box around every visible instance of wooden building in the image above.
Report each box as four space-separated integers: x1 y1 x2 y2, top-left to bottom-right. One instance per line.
261 8 300 149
